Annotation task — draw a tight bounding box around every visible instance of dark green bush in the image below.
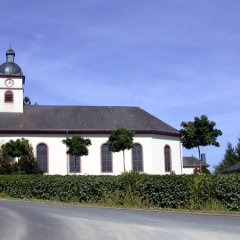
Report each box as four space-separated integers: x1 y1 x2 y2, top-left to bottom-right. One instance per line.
212 174 240 211
135 175 191 208
0 173 239 211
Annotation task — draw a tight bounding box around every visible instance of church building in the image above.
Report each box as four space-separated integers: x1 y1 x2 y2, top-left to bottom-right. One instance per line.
0 48 184 175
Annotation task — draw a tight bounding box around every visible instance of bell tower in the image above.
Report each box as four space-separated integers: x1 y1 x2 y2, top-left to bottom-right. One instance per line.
0 48 25 113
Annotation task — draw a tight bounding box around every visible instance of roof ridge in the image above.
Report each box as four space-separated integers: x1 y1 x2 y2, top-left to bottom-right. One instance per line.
24 105 139 108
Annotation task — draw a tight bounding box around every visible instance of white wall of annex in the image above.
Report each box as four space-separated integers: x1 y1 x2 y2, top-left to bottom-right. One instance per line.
182 168 194 175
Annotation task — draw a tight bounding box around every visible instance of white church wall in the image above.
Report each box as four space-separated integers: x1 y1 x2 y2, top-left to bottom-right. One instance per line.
151 135 182 174
0 134 183 175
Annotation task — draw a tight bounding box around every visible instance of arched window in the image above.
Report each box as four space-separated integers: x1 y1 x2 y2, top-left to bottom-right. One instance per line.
37 144 48 173
132 143 143 172
164 145 171 172
4 91 13 102
69 155 81 173
101 144 112 172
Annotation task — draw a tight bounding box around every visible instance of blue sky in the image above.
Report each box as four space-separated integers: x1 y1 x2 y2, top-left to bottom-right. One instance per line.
1 0 240 171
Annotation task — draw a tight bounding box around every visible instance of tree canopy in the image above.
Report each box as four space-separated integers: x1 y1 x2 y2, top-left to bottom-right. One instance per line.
180 115 222 160
23 96 31 105
1 138 30 158
107 128 134 172
62 136 92 157
23 96 38 106
0 138 42 174
215 139 240 173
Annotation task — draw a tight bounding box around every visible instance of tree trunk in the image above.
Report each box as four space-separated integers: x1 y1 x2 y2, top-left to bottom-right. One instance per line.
123 150 126 172
198 146 202 174
75 155 77 175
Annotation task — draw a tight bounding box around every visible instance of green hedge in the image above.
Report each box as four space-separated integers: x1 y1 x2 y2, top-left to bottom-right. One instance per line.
0 173 239 211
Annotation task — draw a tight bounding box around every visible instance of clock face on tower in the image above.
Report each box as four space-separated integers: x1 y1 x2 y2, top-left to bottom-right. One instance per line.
5 79 14 87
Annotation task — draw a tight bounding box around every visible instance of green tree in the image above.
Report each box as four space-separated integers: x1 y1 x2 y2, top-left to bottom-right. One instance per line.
215 139 240 173
1 138 42 174
235 138 240 157
62 136 92 174
0 145 12 174
2 139 30 159
180 115 222 159
180 115 222 173
17 155 42 174
107 128 134 172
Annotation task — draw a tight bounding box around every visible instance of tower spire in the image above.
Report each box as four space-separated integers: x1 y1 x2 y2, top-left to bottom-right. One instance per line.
6 47 15 63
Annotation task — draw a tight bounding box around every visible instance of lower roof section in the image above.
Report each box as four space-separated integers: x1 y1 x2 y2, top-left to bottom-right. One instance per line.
183 156 209 167
0 129 180 137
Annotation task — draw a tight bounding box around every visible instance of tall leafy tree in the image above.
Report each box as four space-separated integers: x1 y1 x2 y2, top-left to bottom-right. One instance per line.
62 136 92 174
180 115 222 173
107 128 134 172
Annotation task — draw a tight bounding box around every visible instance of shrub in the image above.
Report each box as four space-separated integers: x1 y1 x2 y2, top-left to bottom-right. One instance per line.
0 173 239 211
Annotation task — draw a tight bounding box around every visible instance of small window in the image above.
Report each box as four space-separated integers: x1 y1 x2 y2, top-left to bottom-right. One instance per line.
69 155 81 173
4 91 13 102
101 144 112 172
132 144 143 172
164 145 171 172
37 143 48 173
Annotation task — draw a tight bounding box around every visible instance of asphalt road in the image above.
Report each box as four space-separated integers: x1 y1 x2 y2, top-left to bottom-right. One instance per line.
0 199 239 240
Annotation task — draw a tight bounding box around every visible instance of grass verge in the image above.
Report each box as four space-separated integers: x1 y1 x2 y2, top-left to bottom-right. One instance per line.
1 192 239 216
